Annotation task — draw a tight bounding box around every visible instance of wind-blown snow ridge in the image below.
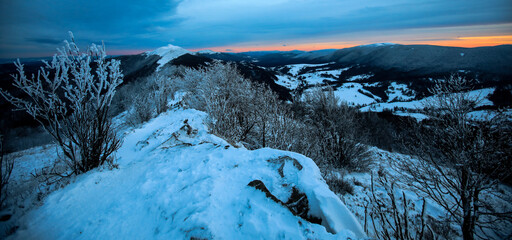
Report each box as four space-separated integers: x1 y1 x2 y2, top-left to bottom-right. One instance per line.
147 44 191 70
10 109 365 240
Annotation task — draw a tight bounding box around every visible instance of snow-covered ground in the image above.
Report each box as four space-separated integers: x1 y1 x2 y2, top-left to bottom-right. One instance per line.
300 83 380 106
5 108 365 240
361 88 496 121
273 64 386 106
386 82 415 102
274 75 299 90
333 83 380 106
338 148 454 238
346 74 373 82
333 147 512 239
286 63 332 76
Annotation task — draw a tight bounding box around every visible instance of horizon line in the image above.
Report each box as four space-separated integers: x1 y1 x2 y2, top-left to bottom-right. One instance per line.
3 39 512 60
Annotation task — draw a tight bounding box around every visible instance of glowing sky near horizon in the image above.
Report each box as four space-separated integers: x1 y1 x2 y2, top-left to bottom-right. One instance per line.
0 0 511 58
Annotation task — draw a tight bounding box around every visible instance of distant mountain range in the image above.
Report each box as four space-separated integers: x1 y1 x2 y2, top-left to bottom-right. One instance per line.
1 43 511 129
198 44 512 75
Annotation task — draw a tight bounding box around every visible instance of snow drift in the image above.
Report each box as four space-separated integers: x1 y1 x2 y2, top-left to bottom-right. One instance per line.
9 109 365 239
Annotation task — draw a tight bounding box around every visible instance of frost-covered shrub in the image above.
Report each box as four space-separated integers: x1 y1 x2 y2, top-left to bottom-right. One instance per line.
128 92 155 125
117 69 180 126
299 87 372 171
181 62 255 144
178 62 371 171
0 32 122 174
180 62 289 147
151 72 177 115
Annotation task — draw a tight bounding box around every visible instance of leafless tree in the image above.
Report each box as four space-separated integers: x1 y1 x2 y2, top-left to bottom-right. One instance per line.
366 172 431 240
0 135 14 209
0 32 123 174
399 75 512 239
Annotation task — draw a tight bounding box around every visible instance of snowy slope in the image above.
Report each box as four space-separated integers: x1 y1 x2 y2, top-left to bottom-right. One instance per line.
9 109 365 240
146 44 191 70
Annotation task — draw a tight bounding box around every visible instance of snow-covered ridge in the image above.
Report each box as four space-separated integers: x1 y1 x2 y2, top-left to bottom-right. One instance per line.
357 43 398 47
196 49 217 54
146 44 191 70
9 108 365 239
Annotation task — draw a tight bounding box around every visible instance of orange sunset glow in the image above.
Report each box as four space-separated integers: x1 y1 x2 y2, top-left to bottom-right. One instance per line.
192 34 512 53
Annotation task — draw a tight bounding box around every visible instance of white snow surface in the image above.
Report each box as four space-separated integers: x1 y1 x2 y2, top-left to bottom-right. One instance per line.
147 44 191 70
274 64 349 90
346 74 372 82
275 75 299 90
386 82 415 102
10 109 365 240
286 63 332 76
361 88 495 112
333 83 380 106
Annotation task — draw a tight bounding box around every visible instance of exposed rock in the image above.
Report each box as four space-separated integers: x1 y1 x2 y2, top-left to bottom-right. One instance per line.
247 180 321 224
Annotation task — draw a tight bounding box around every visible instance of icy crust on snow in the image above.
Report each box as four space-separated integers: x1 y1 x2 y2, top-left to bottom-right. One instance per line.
11 109 365 240
146 44 191 71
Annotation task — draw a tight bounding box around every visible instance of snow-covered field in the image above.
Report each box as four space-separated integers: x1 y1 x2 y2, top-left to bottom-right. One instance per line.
386 82 415 102
332 83 380 106
272 62 502 122
365 88 494 112
274 64 386 106
4 108 365 240
346 74 373 82
274 75 299 90
274 63 347 89
285 63 333 76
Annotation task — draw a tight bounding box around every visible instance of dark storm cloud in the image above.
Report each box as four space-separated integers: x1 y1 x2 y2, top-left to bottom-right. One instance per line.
0 0 511 57
0 0 183 57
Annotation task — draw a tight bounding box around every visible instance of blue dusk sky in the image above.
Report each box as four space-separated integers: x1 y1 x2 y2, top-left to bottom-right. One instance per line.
0 0 511 58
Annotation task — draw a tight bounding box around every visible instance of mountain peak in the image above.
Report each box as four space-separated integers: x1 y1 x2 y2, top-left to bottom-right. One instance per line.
196 49 217 54
147 44 191 70
357 43 399 47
